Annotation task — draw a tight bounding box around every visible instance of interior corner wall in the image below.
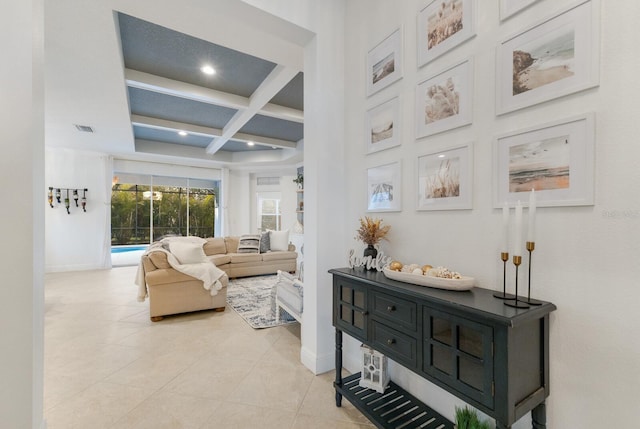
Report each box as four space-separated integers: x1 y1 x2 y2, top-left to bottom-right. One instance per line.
243 0 348 374
344 0 640 427
45 148 111 272
1 0 45 427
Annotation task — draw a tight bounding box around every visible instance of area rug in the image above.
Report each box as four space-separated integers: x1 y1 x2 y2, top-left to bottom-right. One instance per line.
226 275 296 329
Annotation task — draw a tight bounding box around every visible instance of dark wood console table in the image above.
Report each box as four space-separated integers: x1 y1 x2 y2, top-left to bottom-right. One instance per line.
331 268 556 429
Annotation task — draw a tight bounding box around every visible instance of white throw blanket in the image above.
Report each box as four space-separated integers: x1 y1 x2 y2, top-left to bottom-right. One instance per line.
135 237 225 302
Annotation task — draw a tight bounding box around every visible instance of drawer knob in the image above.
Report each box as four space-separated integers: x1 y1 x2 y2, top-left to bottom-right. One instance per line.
387 305 396 312
387 338 396 345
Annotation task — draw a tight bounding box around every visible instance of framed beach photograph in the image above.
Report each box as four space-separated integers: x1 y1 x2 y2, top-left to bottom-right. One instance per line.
493 113 595 207
496 0 599 115
366 96 401 154
416 58 473 138
417 0 475 67
366 27 403 97
500 0 540 21
367 161 402 212
417 143 473 211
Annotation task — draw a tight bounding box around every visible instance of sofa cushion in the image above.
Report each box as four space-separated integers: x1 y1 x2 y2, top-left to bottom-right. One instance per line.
262 250 297 262
148 251 171 269
209 254 231 266
229 252 262 263
203 237 226 256
237 234 260 253
169 241 208 264
269 229 289 251
224 236 239 253
260 231 270 253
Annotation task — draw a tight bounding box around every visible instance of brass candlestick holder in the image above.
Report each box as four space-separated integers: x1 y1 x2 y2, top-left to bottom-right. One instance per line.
525 241 542 306
504 255 529 309
494 252 516 300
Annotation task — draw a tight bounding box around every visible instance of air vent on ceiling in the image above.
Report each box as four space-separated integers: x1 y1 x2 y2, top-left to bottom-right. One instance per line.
257 177 280 186
74 124 94 133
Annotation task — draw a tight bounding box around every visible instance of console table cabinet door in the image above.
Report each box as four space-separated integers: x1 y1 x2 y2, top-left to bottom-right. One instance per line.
333 278 368 339
423 307 495 409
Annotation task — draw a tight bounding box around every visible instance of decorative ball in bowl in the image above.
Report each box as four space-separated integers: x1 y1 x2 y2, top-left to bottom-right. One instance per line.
383 262 474 291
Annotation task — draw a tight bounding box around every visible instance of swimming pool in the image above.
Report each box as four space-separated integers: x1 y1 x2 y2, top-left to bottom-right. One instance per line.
111 245 148 254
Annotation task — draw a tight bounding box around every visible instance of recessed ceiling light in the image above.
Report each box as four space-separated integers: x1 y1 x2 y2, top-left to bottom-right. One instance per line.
272 146 277 149
438 154 446 158
247 141 255 146
201 65 216 75
178 130 188 136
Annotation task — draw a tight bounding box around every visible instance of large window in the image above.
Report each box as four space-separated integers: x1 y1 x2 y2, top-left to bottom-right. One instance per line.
257 192 281 232
111 177 218 245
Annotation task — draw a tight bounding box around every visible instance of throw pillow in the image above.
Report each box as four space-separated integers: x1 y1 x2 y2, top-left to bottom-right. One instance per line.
269 229 289 251
237 234 260 253
260 231 270 253
169 241 208 264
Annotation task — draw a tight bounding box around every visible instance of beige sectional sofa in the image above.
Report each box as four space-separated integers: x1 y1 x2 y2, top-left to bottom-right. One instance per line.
140 236 297 321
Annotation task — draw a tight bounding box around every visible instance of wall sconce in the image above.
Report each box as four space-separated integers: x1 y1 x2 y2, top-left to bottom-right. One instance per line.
359 345 389 393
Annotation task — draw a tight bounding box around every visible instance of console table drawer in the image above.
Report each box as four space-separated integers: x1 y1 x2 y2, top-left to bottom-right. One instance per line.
372 291 417 331
371 320 417 367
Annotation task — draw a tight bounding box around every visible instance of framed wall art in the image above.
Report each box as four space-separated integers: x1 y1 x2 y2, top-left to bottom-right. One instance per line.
417 0 475 67
367 161 402 212
496 0 599 115
493 113 595 207
500 0 540 21
366 27 403 97
366 96 401 154
417 142 473 211
416 58 473 138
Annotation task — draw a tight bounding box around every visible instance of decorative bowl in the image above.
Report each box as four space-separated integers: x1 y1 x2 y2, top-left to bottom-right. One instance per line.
382 267 475 291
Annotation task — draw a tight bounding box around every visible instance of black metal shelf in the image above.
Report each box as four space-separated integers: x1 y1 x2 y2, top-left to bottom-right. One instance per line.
335 373 454 429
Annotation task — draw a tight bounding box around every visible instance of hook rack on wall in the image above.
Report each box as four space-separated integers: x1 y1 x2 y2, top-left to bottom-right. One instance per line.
48 187 88 214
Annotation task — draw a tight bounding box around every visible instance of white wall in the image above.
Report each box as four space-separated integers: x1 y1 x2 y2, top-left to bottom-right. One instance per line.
1 0 45 427
343 0 640 427
45 148 111 272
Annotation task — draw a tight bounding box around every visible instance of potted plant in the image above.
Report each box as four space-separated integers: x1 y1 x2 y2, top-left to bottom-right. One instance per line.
293 173 304 189
455 406 490 429
355 216 391 264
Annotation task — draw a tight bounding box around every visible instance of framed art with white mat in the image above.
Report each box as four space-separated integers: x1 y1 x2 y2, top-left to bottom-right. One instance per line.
493 113 595 207
366 96 401 154
417 142 473 211
496 0 599 115
366 27 403 97
417 0 475 67
367 161 402 212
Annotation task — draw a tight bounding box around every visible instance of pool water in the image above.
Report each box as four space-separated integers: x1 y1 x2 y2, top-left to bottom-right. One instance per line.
111 245 148 254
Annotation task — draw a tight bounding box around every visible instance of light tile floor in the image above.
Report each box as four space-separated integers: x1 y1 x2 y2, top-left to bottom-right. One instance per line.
44 266 374 429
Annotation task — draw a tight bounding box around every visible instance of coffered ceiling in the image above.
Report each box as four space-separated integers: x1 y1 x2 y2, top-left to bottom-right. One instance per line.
44 0 307 169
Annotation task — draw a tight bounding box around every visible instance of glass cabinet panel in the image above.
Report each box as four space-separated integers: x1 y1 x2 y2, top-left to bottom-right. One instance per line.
432 317 452 346
459 324 483 358
432 344 453 375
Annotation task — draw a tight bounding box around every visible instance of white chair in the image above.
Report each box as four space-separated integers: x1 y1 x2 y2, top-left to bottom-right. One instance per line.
274 270 303 323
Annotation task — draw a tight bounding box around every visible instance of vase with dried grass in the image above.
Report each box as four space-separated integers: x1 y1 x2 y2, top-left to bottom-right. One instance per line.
355 216 391 269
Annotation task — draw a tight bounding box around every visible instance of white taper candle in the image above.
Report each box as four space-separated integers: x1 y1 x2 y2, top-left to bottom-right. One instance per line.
514 200 523 256
502 202 510 253
528 189 536 242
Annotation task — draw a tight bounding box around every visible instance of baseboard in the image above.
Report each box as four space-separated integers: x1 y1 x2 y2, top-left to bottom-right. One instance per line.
300 346 335 375
45 263 107 273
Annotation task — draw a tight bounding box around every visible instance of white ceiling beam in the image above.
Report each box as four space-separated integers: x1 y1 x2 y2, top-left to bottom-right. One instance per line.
125 69 303 123
206 65 299 154
131 114 297 149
